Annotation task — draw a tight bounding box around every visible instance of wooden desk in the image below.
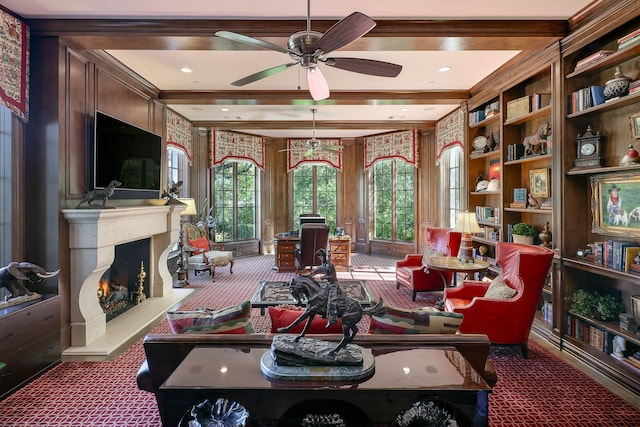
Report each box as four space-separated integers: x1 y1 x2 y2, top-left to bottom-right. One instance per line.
161 343 490 426
329 235 351 271
272 236 299 272
424 256 490 286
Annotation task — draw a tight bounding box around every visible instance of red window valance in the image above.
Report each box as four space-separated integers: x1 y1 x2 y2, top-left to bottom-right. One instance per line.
211 129 265 170
363 130 417 170
286 139 342 171
435 107 464 164
166 108 193 165
0 10 29 123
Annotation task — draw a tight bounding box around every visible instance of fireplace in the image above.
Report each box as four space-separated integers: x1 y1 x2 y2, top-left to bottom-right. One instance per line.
62 205 192 359
98 239 150 321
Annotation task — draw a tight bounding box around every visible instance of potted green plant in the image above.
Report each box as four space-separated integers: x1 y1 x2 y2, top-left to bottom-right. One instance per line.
595 293 623 321
566 289 597 318
511 222 537 244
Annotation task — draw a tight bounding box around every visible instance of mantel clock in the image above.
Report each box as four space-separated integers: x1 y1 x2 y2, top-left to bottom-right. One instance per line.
574 125 604 168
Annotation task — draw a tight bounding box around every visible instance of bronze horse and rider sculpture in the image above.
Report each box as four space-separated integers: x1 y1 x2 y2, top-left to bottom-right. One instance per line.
277 251 385 355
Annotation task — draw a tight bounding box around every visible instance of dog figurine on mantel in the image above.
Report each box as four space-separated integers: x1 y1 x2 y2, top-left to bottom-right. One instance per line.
76 179 121 208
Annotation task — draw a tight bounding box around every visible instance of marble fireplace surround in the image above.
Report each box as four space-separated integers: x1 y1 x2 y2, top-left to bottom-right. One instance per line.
61 205 192 359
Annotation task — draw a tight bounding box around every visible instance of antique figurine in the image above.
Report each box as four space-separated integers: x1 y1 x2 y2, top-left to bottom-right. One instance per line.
620 144 639 165
278 271 385 355
162 180 184 204
76 179 121 208
0 262 60 299
522 122 551 156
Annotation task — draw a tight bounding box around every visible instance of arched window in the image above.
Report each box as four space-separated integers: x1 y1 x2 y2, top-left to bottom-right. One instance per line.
214 161 259 242
369 159 415 242
291 164 338 230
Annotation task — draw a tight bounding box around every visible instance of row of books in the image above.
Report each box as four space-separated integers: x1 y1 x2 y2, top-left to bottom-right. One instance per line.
566 313 611 353
531 92 551 111
505 143 525 161
469 109 487 126
540 301 553 324
571 27 640 72
574 50 614 70
475 206 499 223
586 240 640 273
568 86 606 114
618 27 640 50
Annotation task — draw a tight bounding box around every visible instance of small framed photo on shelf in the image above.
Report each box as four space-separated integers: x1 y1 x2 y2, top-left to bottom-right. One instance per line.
591 172 640 237
513 188 527 202
630 113 640 139
530 168 550 198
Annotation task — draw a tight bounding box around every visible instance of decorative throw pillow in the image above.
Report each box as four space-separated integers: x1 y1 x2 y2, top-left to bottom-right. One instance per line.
484 275 517 300
268 305 343 334
188 237 210 255
166 300 255 334
368 305 463 334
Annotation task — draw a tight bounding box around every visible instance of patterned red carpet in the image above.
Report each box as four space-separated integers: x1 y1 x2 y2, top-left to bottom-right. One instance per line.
0 254 639 426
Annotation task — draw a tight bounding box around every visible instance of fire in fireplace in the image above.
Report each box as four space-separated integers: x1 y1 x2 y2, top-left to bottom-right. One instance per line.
97 238 150 321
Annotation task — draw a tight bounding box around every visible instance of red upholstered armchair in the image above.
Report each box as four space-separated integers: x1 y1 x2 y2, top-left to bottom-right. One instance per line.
443 242 554 357
396 227 462 301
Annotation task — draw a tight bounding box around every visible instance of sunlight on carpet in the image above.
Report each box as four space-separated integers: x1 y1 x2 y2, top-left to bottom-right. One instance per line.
0 254 639 426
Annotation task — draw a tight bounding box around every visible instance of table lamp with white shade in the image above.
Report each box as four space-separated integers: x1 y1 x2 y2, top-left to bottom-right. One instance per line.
452 211 481 263
175 198 198 287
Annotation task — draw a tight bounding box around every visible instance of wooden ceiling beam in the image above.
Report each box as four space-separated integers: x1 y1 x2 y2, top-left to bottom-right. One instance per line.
31 18 567 51
159 90 470 106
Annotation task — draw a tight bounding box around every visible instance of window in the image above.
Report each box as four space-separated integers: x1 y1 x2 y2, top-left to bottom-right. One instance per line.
214 161 258 242
439 145 463 227
370 159 415 242
167 147 188 194
292 164 337 230
0 107 13 301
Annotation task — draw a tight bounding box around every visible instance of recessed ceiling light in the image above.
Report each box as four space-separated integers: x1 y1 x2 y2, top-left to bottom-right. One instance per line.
439 66 452 72
401 108 409 112
221 108 229 112
180 67 192 73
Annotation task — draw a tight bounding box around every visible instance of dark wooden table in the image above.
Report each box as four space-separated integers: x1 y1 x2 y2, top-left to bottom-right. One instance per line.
160 342 491 426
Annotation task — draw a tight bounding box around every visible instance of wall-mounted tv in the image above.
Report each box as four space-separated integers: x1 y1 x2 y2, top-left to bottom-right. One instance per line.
94 111 162 200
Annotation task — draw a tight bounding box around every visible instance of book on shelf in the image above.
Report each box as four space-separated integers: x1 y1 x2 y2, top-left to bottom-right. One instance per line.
575 50 614 70
590 85 606 107
531 92 551 110
628 262 640 274
630 80 640 94
618 33 640 50
618 28 640 45
510 202 527 209
613 242 636 271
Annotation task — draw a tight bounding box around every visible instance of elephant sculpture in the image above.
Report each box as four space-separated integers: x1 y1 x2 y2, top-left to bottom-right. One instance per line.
0 262 60 299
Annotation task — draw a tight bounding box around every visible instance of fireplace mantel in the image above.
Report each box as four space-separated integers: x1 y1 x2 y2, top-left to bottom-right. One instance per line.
61 205 192 359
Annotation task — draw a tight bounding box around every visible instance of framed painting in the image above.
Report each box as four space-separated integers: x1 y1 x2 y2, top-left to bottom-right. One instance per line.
529 168 550 198
631 113 640 139
591 172 640 237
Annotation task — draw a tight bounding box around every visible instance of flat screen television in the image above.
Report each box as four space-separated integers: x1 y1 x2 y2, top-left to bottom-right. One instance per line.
93 111 162 199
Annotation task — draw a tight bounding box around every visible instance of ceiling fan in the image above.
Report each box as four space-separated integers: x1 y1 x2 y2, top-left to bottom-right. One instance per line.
280 108 343 156
215 0 402 101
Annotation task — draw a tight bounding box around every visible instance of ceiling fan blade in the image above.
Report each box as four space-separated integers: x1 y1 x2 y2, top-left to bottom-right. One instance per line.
215 30 294 55
314 12 376 54
325 57 402 77
306 67 330 100
231 63 298 86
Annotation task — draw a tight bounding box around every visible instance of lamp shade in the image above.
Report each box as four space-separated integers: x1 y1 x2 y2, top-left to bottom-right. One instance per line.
452 211 481 263
452 211 481 234
177 198 197 216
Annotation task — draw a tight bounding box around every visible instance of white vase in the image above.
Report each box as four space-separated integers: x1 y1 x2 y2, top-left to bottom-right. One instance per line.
512 235 534 245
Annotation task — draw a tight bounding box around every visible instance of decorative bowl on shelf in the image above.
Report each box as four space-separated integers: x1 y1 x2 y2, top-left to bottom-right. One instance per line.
603 65 632 100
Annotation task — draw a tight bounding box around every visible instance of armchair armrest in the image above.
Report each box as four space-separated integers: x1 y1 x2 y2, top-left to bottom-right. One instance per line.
445 280 490 299
396 254 425 268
